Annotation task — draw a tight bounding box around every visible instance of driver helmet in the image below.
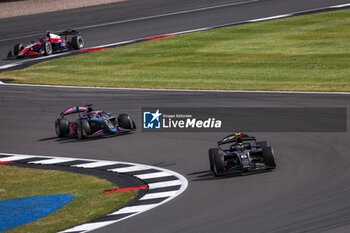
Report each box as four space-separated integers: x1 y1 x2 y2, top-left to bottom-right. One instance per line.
81 111 88 119
235 137 244 149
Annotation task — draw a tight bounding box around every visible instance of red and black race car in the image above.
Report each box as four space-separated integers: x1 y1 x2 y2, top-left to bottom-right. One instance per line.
8 29 84 59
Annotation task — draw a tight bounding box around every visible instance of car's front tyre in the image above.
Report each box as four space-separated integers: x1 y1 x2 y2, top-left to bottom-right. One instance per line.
118 113 136 130
43 42 53 56
209 148 219 171
77 120 90 140
213 151 225 177
262 146 277 169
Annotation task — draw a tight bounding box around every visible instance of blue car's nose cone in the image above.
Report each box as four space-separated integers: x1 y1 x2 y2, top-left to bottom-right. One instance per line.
109 126 117 132
0 194 74 232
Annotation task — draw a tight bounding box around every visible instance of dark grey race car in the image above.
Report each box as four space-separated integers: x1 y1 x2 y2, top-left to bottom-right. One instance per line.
209 133 277 176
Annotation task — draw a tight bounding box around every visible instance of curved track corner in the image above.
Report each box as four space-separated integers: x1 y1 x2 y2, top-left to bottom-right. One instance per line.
0 152 188 233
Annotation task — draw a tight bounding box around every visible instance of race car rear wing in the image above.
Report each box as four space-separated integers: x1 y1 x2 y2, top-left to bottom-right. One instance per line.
59 29 80 36
217 133 256 146
60 106 87 117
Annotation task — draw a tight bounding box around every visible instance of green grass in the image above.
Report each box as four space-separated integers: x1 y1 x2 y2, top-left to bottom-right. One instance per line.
0 165 138 233
1 9 350 91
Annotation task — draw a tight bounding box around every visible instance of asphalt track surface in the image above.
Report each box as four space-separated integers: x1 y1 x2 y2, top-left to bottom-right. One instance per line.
1 85 350 233
1 0 350 232
1 0 350 66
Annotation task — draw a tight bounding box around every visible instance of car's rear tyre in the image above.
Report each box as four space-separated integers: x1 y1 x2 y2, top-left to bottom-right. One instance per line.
13 44 24 58
43 42 53 56
55 118 69 137
77 120 90 140
213 152 225 177
118 113 136 130
209 148 219 171
262 146 276 169
71 36 84 50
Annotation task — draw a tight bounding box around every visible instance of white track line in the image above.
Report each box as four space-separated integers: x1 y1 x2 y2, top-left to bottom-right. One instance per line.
329 3 350 8
248 14 291 22
0 63 21 69
72 161 120 168
0 51 74 70
108 204 160 215
1 81 350 94
88 39 137 49
140 191 179 200
135 172 173 179
148 180 182 189
0 155 35 161
108 165 150 173
29 157 76 164
59 221 118 233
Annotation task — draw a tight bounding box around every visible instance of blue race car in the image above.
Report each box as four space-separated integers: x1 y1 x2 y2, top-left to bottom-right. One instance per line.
55 104 136 140
209 133 277 176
